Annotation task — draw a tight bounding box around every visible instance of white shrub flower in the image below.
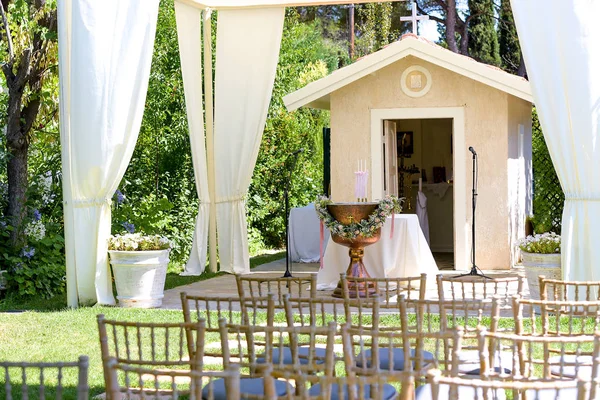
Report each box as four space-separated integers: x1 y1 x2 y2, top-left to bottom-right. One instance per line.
24 220 46 241
108 233 172 251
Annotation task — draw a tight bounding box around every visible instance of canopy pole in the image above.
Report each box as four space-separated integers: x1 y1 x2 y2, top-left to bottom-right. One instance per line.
203 8 218 273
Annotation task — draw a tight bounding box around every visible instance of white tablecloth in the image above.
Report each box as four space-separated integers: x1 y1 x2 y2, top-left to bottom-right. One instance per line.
289 203 330 263
317 214 438 289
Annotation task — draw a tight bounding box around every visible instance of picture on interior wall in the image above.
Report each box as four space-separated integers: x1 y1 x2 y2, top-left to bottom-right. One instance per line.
397 131 413 156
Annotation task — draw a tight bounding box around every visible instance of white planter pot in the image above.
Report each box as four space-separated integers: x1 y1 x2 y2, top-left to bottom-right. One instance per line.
521 251 561 301
108 250 169 308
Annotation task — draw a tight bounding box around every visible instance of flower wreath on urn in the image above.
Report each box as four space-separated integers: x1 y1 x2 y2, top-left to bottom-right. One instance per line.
315 195 404 240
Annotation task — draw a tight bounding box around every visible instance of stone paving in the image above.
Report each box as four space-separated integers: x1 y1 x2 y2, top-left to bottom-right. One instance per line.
160 258 530 310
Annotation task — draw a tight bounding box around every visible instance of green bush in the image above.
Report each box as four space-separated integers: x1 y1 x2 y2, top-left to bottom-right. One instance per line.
531 108 564 234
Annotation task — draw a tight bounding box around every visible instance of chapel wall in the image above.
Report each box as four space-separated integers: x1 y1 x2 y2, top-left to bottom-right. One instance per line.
330 55 520 269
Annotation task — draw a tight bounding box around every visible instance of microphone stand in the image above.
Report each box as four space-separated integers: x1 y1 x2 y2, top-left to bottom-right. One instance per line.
283 151 302 278
454 150 490 279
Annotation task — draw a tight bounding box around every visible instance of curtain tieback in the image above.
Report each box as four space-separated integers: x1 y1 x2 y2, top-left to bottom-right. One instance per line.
69 197 113 208
215 195 246 204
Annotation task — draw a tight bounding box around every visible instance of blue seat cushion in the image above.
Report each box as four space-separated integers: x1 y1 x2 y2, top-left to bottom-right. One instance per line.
355 348 434 371
308 383 397 400
257 345 328 365
464 366 512 376
416 383 505 400
202 377 291 400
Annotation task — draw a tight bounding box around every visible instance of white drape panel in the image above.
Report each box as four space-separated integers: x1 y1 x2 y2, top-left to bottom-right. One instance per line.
174 2 209 276
58 0 160 305
512 0 600 282
214 8 285 273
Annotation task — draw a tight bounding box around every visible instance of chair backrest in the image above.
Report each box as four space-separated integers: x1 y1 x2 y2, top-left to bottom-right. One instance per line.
341 323 463 398
97 314 205 397
235 274 317 306
0 356 89 400
261 364 401 400
180 292 276 328
477 327 594 381
512 296 600 336
540 275 600 302
340 273 427 307
436 274 524 307
105 358 241 400
283 294 349 328
217 319 338 377
427 368 585 400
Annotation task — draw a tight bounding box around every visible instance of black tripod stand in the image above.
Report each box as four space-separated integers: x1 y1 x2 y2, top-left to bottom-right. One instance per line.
283 148 304 278
454 147 490 279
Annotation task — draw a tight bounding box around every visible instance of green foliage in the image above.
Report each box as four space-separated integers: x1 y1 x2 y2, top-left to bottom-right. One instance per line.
467 0 501 66
531 109 564 234
0 218 65 299
246 12 346 248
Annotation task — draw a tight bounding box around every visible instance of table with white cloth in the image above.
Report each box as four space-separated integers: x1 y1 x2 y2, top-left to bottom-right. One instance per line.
289 203 330 263
316 214 438 290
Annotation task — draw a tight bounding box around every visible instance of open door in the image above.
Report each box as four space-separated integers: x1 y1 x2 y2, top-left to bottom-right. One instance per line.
383 120 398 196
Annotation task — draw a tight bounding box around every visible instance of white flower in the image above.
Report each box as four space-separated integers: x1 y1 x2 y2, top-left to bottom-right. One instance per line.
25 220 46 241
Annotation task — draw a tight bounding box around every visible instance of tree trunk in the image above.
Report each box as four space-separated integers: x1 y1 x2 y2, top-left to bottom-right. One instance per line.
460 22 470 55
6 137 29 247
517 51 527 77
445 0 458 53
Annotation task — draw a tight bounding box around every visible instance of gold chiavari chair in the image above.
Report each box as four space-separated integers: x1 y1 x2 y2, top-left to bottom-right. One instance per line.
97 314 205 399
261 364 400 400
436 274 524 308
216 319 338 400
539 275 600 302
512 296 600 337
376 296 499 376
105 359 241 400
340 273 427 307
478 327 594 385
0 356 89 400
421 368 586 400
236 274 317 306
341 323 463 400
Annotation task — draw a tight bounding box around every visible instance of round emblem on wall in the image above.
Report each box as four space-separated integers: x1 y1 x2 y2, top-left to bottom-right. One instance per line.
400 65 432 98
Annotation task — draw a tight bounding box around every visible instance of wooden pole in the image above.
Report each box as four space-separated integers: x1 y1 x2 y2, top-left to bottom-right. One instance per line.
203 9 218 273
349 4 355 59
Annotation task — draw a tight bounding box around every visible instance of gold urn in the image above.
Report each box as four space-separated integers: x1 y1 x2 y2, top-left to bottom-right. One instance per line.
327 202 381 298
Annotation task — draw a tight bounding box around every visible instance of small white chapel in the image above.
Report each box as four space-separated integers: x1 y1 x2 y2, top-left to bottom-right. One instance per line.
284 33 534 271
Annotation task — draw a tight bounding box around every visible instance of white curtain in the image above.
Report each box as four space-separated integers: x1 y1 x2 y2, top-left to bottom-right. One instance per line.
214 8 285 273
512 0 600 282
174 2 209 276
58 0 160 305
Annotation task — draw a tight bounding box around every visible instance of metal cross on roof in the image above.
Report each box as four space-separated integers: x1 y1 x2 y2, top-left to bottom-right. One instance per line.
400 1 429 35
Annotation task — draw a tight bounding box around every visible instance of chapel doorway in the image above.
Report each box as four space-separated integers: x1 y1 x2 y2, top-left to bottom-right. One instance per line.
385 118 455 270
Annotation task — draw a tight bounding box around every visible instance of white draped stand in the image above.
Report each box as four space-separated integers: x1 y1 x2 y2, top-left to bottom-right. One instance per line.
316 214 438 290
289 203 330 263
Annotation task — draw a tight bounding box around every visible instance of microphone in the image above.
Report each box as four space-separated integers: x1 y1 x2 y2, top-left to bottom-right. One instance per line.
468 146 477 156
291 148 304 156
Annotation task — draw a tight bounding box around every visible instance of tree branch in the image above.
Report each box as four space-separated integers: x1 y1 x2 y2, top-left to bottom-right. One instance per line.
0 2 14 59
416 3 446 24
20 98 41 137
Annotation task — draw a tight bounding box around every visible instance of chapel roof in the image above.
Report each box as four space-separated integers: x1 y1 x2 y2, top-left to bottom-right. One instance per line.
283 34 533 111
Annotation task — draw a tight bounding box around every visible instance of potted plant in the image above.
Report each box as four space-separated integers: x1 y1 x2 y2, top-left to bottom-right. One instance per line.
108 233 172 308
518 232 561 300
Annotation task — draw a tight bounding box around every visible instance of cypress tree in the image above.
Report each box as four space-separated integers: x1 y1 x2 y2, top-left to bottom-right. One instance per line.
467 0 501 66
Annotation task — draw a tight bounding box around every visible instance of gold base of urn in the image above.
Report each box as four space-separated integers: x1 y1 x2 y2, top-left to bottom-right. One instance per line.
326 203 382 299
